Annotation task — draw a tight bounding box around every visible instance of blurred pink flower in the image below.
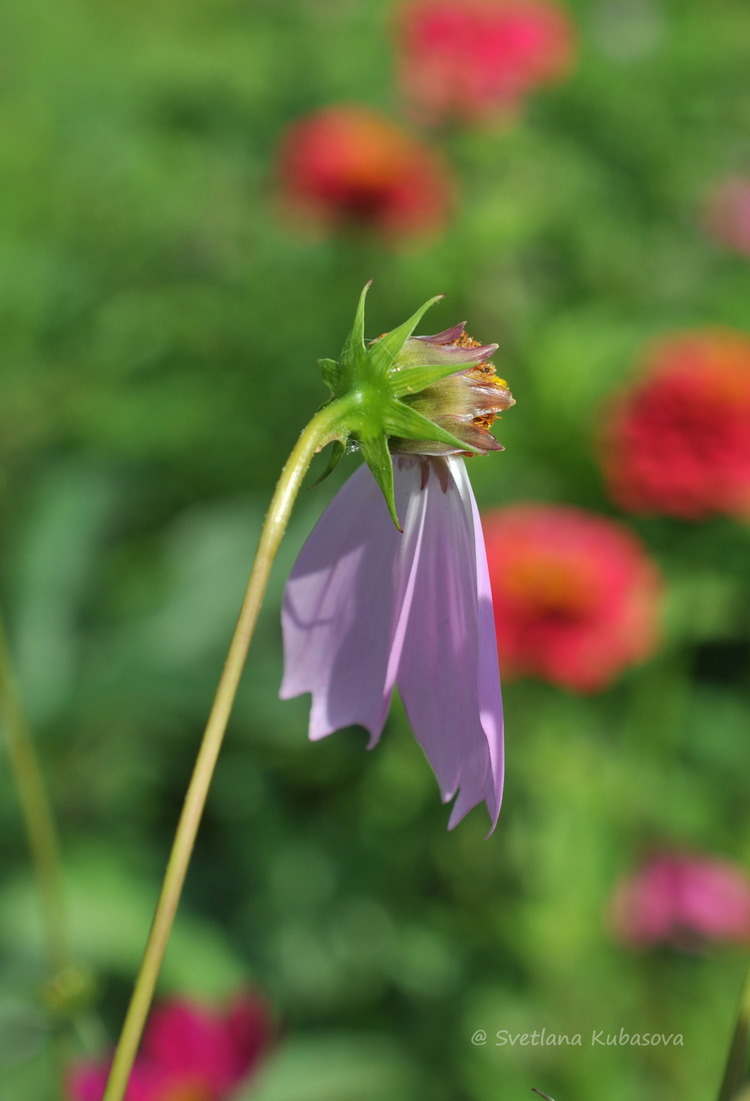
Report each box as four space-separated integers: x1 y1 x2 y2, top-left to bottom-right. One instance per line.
395 0 576 125
703 175 750 256
275 104 454 244
483 504 661 692
68 992 272 1101
281 454 505 830
609 851 750 950
600 330 750 520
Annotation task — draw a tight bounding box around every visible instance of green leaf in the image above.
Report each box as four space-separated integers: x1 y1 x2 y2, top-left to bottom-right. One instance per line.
367 294 444 380
383 403 480 453
360 433 401 531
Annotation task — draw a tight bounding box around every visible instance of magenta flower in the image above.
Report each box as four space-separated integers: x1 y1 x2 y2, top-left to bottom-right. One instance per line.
599 329 750 520
281 313 513 831
68 991 272 1101
483 503 662 692
608 851 750 951
275 104 454 245
395 0 577 126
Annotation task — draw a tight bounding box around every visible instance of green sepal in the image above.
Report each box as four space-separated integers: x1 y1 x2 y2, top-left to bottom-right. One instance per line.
338 280 371 390
367 294 444 380
383 403 481 454
318 358 341 395
390 360 472 399
308 438 347 487
360 433 401 531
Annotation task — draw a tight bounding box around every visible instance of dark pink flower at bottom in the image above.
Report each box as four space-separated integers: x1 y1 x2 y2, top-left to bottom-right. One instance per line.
482 504 661 692
275 105 454 244
395 0 576 124
68 992 272 1101
609 852 750 950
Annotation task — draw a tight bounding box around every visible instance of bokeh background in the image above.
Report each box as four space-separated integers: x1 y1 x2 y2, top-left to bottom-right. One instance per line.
2 0 750 1099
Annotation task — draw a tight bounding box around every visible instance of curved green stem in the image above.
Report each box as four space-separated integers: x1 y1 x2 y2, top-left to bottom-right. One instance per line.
0 606 73 1100
101 400 352 1101
717 964 750 1101
0 610 71 978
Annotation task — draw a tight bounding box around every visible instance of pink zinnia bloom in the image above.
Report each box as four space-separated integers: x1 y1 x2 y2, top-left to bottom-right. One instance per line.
68 992 272 1101
609 851 750 950
275 104 453 244
703 175 750 257
395 0 576 125
600 330 750 520
483 504 661 692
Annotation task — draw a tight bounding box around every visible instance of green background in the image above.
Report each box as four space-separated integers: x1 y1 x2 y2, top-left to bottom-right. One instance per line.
1 1 750 1098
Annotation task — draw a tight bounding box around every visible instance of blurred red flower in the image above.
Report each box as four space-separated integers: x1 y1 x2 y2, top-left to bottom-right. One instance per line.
275 105 453 244
69 991 272 1101
483 504 661 691
609 851 750 950
395 0 576 125
600 330 750 520
703 175 750 257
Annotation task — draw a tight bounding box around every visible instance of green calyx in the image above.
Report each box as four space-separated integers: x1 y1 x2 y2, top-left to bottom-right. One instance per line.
316 283 489 530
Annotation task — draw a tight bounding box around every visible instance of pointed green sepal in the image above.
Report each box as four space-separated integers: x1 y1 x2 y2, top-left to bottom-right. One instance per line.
319 358 342 395
309 438 347 487
360 433 401 531
390 360 472 399
339 280 371 383
367 294 444 380
383 403 481 454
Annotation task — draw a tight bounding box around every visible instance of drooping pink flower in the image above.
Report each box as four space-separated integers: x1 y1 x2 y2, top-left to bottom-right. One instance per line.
281 454 505 830
68 991 272 1101
275 104 454 243
395 0 576 125
703 175 750 257
609 851 750 950
600 330 750 520
482 504 661 692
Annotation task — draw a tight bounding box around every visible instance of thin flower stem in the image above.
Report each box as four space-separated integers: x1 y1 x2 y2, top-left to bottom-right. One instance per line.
0 606 72 1100
101 400 351 1101
0 610 71 977
717 965 750 1101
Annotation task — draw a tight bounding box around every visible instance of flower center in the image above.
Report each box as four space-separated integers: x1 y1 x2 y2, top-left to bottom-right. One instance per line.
502 558 596 620
160 1081 213 1101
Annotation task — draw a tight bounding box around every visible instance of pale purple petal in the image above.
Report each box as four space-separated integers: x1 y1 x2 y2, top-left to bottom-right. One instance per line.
408 338 499 364
414 322 467 344
281 454 504 830
465 460 505 831
281 461 427 744
395 457 504 830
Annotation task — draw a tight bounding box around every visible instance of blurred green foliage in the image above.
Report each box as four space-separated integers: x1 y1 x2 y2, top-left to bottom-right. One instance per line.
1 0 750 1099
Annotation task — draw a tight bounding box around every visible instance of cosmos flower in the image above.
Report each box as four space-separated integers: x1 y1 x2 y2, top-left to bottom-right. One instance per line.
275 104 454 244
703 175 750 257
482 504 661 692
68 991 272 1101
281 317 514 830
394 0 576 125
609 851 750 950
600 329 750 520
